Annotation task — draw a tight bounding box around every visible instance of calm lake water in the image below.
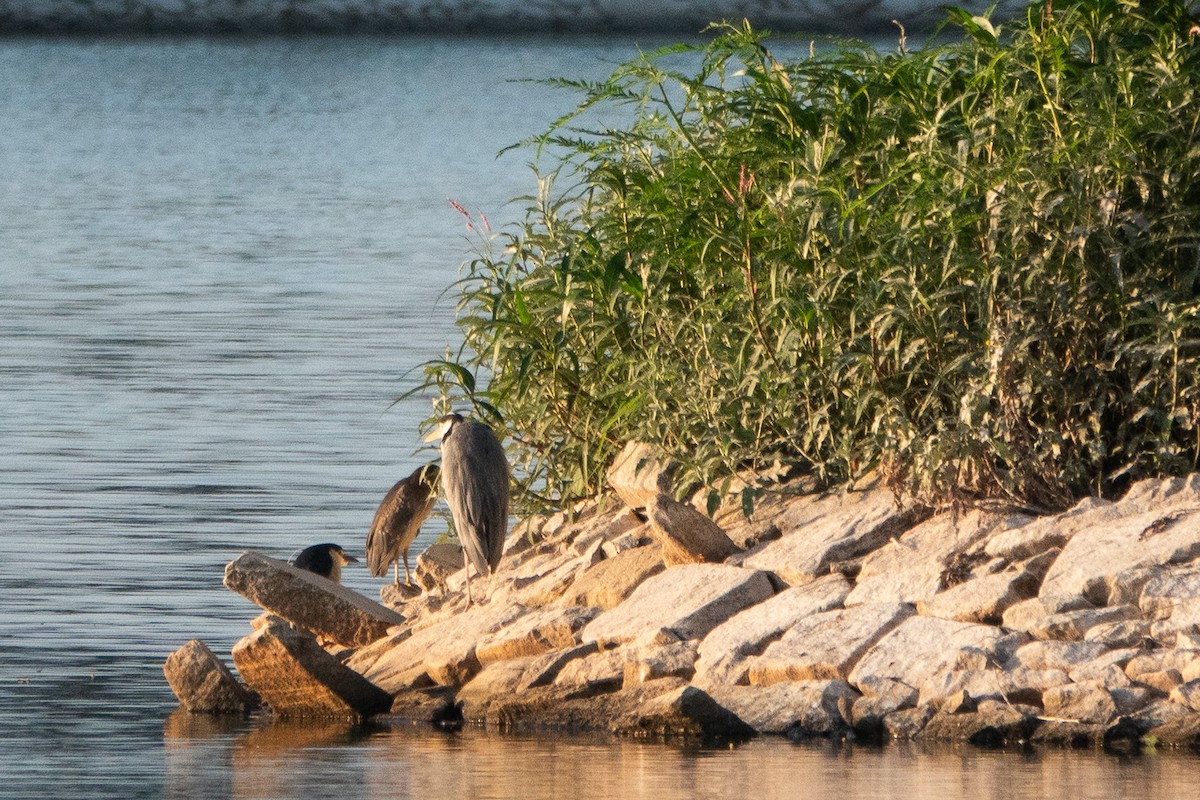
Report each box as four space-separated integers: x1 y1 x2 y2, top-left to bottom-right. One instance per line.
3 33 1200 799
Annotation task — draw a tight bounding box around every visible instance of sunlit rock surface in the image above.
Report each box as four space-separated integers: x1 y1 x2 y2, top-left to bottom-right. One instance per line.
0 0 1028 35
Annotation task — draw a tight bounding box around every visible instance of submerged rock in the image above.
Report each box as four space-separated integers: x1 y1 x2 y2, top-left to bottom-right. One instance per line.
163 639 257 714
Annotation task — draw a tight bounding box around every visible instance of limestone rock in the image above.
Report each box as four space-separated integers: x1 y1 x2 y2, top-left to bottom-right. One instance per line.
580 563 774 647
1043 681 1118 724
707 680 859 736
518 643 600 691
1133 698 1200 745
1169 679 1200 712
740 479 929 586
475 605 599 666
163 639 257 714
850 677 919 724
414 542 465 592
1150 598 1200 645
1083 620 1153 649
848 616 1023 690
1067 649 1140 684
846 509 1024 607
749 602 914 685
554 646 628 692
613 685 756 742
351 601 526 693
606 441 679 510
1001 594 1094 631
984 496 1111 562
693 574 851 687
646 494 740 566
915 565 1040 625
223 551 404 647
231 618 392 719
1040 476 1200 603
1004 640 1109 673
560 545 665 610
1139 562 1200 619
623 640 698 687
1016 605 1142 641
917 700 1038 745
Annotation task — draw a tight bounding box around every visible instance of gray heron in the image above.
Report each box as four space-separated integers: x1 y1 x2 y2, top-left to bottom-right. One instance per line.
292 543 358 583
423 412 510 603
366 462 440 585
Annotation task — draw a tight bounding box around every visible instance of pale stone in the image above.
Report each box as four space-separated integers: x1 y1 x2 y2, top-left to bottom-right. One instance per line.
848 616 1024 690
1040 476 1200 602
984 496 1111 562
740 478 928 586
693 574 851 687
580 564 775 647
1083 620 1153 649
352 601 526 693
612 685 756 741
1151 598 1200 644
1067 649 1139 684
475 605 600 666
559 545 665 610
223 551 404 647
846 509 1025 607
606 441 679 510
1001 594 1094 631
707 680 859 736
231 618 392 719
915 566 1039 625
1043 682 1117 724
414 542 465 592
554 647 627 692
917 669 1002 710
1141 562 1200 617
998 668 1071 706
1017 605 1142 641
163 639 256 714
623 640 698 687
458 658 534 716
749 602 914 685
518 643 600 691
850 677 918 723
1124 649 1200 682
646 494 740 566
1004 640 1109 673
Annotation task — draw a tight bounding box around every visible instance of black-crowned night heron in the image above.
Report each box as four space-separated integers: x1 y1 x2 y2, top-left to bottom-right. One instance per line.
423 412 510 603
366 462 440 585
291 543 358 583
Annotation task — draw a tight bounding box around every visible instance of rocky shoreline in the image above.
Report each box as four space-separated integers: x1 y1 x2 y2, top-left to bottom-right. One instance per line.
166 442 1200 750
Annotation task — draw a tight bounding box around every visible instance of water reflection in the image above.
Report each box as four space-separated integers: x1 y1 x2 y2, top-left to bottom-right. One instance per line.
159 712 1200 800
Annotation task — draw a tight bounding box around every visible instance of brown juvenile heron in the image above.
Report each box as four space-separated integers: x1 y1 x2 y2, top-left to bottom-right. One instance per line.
366 462 440 585
291 543 358 583
423 412 509 603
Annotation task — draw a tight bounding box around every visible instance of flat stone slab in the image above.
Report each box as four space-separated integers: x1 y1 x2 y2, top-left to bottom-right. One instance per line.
224 551 405 647
612 685 756 742
1040 476 1200 602
740 479 928 586
580 563 775 647
915 565 1040 625
846 509 1024 607
231 618 392 719
164 639 257 714
560 545 665 610
475 605 600 666
748 602 914 685
847 616 1023 690
351 601 526 693
693 574 851 687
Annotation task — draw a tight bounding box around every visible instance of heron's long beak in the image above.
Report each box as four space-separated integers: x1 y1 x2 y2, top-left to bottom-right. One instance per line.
342 553 360 564
423 418 452 443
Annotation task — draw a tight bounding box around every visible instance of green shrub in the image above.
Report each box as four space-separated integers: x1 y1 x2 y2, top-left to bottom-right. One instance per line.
414 0 1200 514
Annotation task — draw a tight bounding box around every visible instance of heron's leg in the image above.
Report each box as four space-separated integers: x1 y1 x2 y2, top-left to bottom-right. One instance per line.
393 561 400 586
402 553 412 586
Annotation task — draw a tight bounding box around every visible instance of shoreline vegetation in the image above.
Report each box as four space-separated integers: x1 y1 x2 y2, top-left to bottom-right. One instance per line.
165 0 1200 750
416 0 1200 518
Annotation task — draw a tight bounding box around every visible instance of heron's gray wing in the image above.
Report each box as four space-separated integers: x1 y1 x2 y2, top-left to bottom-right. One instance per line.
366 474 437 577
443 421 510 575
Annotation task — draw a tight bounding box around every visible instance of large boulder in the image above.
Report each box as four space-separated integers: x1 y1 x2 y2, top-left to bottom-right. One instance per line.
693 573 851 687
847 616 1024 690
739 479 928 586
846 509 1024 607
748 602 914 685
707 680 859 736
1039 476 1200 603
475 605 600 666
580 563 775 647
230 617 392 719
163 639 257 714
223 551 404 647
559 545 665 610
